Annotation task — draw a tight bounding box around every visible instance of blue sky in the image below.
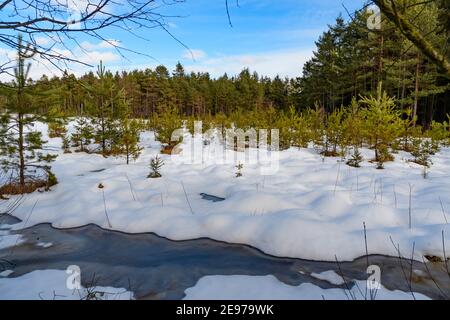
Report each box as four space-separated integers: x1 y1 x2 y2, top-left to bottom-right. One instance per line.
0 0 367 79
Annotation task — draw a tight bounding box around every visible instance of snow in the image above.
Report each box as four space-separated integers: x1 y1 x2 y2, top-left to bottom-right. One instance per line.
2 120 450 261
0 270 13 277
0 234 22 250
0 269 133 300
183 275 430 300
36 242 53 248
310 271 345 286
0 223 23 250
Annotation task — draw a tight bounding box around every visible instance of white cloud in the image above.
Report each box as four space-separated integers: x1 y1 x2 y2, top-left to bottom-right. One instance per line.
182 49 207 61
80 40 121 51
98 40 121 48
184 48 313 78
35 37 51 46
0 42 120 81
167 22 178 29
0 44 312 81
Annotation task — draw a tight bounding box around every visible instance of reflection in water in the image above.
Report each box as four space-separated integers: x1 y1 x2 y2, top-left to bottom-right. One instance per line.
0 214 449 300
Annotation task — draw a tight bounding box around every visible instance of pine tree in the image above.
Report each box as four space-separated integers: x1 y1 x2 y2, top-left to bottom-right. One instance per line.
154 106 182 150
342 98 364 149
72 117 94 152
88 61 128 156
360 83 400 165
47 105 68 139
62 135 71 153
346 148 363 168
0 35 57 193
148 155 164 178
115 116 143 165
410 138 433 178
324 107 345 156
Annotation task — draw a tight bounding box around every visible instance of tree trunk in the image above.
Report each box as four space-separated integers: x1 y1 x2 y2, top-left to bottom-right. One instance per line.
378 35 384 86
126 142 129 165
18 114 25 189
413 54 421 126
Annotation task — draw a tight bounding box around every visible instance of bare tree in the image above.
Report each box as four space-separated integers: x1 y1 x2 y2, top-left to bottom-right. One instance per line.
0 0 186 75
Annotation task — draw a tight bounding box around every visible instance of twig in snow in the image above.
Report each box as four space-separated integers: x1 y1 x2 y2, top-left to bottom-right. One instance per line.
363 222 370 300
442 231 450 280
408 242 416 300
369 173 375 190
334 255 356 300
102 189 112 228
380 178 383 205
124 173 137 202
333 162 341 196
421 256 449 300
181 181 194 215
393 185 398 209
372 179 378 203
408 183 414 229
439 197 449 224
356 172 359 191
389 236 416 300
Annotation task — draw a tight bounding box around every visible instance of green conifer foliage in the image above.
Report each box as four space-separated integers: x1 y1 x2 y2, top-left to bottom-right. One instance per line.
148 155 164 178
72 117 94 152
115 118 143 164
360 84 401 165
0 35 57 193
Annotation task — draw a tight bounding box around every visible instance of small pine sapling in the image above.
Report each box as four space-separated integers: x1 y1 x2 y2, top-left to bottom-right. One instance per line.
115 118 143 164
154 107 183 153
46 170 58 190
360 84 400 165
72 117 93 152
62 135 72 153
399 108 418 152
346 148 363 168
48 121 67 138
428 120 449 151
376 146 391 170
148 155 164 178
411 138 433 178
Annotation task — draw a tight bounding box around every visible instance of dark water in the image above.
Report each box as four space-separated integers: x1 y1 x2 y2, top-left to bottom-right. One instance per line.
1 213 449 300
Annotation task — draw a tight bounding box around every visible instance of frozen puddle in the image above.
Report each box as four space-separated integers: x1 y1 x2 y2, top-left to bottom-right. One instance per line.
0 215 449 300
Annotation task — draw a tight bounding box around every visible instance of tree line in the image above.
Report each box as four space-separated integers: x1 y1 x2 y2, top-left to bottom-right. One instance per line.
1 8 449 128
